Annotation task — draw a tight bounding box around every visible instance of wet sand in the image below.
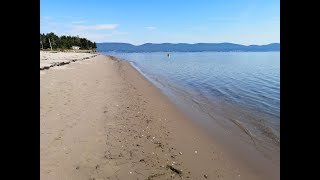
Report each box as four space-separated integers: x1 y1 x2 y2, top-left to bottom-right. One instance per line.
40 54 278 179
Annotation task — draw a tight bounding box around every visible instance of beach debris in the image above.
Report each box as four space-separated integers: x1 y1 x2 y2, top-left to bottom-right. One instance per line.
194 150 198 154
155 142 164 148
147 173 165 180
129 172 132 174
152 137 155 140
75 166 79 170
171 155 177 159
204 174 208 178
139 159 145 162
166 165 182 175
179 152 183 155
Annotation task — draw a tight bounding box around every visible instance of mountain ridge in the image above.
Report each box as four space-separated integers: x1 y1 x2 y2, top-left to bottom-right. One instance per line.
97 42 280 52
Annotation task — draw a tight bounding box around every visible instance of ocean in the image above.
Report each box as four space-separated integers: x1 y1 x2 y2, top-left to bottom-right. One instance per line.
100 51 280 161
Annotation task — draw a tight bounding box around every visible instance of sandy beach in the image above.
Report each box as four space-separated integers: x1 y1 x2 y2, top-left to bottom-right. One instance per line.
40 53 278 180
40 51 97 70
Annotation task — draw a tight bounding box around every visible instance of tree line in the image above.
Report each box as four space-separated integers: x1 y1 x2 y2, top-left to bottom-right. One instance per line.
40 32 97 50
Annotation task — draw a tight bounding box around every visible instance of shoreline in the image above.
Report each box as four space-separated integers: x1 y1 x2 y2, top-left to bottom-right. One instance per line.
119 54 279 168
118 55 279 179
41 54 279 179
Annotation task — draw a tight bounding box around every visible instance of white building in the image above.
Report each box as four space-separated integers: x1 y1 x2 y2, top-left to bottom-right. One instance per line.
71 46 80 50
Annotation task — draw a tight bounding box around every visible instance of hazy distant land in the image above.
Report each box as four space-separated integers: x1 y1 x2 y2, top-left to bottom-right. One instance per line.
97 42 280 52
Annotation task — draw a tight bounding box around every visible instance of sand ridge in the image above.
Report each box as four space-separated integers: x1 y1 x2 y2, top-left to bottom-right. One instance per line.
40 51 97 70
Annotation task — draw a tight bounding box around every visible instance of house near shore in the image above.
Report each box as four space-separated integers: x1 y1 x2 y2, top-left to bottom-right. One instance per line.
71 46 80 50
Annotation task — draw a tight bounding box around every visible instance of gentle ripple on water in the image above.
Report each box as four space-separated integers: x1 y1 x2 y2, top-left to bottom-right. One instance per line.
101 51 280 156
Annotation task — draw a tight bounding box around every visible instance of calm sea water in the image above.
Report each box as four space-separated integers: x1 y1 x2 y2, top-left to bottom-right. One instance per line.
101 51 280 157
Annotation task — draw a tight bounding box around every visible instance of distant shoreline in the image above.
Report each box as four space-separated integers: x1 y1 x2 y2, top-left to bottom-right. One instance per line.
97 42 280 52
99 50 280 53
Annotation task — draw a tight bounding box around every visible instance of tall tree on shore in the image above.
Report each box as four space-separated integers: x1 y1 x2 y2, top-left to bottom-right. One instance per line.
40 32 97 50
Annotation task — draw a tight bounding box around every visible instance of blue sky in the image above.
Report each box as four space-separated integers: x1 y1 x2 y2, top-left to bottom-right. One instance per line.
40 0 280 45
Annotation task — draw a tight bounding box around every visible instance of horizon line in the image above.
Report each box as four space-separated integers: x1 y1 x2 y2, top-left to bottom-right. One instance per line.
97 42 280 46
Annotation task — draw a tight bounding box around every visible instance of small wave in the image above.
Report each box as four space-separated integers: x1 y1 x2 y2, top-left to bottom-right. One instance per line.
229 118 257 146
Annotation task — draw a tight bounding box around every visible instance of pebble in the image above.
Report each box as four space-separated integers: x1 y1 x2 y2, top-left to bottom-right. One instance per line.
195 151 198 154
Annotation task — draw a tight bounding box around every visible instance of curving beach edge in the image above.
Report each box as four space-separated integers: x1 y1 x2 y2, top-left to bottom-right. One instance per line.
40 53 278 180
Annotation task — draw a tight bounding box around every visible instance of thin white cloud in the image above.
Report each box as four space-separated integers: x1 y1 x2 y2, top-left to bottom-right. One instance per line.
94 24 119 30
73 24 119 31
40 17 123 43
145 26 157 30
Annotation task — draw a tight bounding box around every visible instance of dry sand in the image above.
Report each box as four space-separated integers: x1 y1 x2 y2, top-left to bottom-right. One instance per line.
40 51 97 70
40 54 278 180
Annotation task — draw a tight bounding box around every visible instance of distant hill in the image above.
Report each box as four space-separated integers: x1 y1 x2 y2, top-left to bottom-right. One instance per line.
97 43 280 52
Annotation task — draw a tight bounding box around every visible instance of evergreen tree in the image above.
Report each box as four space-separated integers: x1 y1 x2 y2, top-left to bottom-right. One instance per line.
40 32 97 50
